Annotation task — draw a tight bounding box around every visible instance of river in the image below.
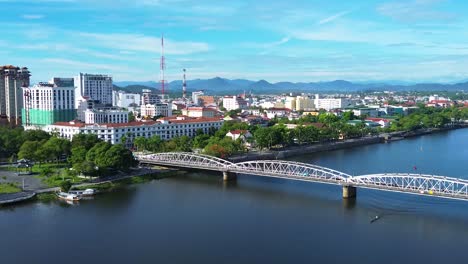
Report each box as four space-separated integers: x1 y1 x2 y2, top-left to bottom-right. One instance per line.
1 129 468 263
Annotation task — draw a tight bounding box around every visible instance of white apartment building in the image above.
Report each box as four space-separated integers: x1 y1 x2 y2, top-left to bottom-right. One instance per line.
112 90 141 108
85 108 129 124
75 73 113 107
314 94 352 111
223 96 248 111
182 107 217 118
140 103 172 118
46 116 224 144
192 90 204 105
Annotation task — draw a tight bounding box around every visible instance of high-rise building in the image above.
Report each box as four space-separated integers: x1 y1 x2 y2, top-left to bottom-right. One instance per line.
74 73 113 107
0 65 30 125
22 82 76 128
141 89 161 105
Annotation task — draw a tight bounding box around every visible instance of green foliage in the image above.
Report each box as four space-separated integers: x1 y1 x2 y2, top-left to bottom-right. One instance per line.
60 181 72 192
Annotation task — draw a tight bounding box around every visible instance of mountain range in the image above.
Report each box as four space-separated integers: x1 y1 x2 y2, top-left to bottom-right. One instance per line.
114 77 468 95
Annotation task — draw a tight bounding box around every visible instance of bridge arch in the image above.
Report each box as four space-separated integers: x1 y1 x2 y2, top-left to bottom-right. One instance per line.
350 173 468 200
232 160 350 183
137 152 234 171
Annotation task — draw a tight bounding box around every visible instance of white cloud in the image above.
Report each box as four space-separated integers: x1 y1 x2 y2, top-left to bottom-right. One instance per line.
377 0 456 22
318 10 351 25
22 14 44 20
78 32 210 55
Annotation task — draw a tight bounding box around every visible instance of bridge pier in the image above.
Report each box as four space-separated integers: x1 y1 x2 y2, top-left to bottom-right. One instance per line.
342 186 357 199
223 171 237 181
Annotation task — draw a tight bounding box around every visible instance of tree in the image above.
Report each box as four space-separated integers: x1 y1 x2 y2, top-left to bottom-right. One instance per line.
254 127 283 150
60 181 72 192
18 141 41 161
128 111 136 122
69 146 87 165
134 136 148 151
174 136 192 152
71 133 101 150
86 142 112 163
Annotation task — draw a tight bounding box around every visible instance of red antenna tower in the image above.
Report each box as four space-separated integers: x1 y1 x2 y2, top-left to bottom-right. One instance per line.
160 34 167 96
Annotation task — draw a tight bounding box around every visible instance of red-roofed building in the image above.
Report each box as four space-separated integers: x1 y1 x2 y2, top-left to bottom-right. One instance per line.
46 117 223 144
182 107 218 118
426 100 454 108
365 118 391 128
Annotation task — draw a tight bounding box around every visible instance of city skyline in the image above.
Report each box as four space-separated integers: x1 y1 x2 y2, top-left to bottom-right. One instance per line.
1 0 468 83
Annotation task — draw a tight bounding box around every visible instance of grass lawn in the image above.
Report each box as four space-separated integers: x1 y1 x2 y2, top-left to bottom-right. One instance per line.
33 163 85 187
0 183 21 194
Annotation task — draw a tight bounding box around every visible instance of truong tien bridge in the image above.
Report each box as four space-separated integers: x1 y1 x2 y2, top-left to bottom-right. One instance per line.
135 152 468 201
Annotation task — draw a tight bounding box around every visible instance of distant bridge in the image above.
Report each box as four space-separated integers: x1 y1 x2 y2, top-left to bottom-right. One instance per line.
136 152 468 201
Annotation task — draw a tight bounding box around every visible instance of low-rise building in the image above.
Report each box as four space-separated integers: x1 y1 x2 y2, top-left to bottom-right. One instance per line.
265 107 291 119
46 116 224 144
226 130 252 141
223 96 248 111
85 108 129 124
182 107 217 118
140 103 172 118
352 108 379 117
112 90 141 108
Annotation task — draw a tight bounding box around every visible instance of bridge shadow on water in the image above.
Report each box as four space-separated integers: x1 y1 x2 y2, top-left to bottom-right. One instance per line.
166 169 468 225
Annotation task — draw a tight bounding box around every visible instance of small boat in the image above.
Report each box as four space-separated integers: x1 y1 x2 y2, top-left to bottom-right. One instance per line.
57 192 81 202
370 215 380 223
69 189 97 197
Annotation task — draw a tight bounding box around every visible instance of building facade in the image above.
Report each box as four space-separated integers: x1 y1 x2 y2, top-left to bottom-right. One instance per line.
74 73 113 107
22 82 76 127
0 65 30 125
223 96 248 111
192 90 205 105
181 107 217 118
314 94 352 111
140 103 172 118
141 89 161 105
46 117 223 144
112 90 141 108
84 108 129 124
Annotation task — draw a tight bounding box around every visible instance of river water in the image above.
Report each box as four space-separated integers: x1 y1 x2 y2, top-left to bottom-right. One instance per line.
2 129 468 264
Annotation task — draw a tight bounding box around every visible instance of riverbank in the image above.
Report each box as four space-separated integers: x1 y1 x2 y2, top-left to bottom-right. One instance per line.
229 125 467 162
0 167 178 206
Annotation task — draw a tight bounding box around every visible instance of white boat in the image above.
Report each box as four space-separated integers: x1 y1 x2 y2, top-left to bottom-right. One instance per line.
57 192 81 202
68 189 97 197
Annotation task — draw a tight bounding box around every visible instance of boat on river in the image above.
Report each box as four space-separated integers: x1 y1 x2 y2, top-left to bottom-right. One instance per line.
56 192 81 202
68 189 97 197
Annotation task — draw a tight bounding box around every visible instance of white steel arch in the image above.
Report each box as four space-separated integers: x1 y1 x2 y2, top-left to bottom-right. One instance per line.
231 160 350 184
350 173 468 201
137 152 234 171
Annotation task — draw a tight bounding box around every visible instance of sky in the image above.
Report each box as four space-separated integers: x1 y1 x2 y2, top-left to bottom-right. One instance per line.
1 0 468 84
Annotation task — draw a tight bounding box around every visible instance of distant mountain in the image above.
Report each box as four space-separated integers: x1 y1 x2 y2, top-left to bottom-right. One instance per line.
113 84 160 94
114 78 468 94
114 81 158 88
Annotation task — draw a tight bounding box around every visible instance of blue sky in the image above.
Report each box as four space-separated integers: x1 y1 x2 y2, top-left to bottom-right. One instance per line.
1 0 468 84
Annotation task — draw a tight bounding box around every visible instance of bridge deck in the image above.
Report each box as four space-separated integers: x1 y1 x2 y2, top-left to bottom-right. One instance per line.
136 152 468 201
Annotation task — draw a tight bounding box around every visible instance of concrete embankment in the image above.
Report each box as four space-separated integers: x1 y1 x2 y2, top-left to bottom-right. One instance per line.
0 192 36 205
230 136 383 162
